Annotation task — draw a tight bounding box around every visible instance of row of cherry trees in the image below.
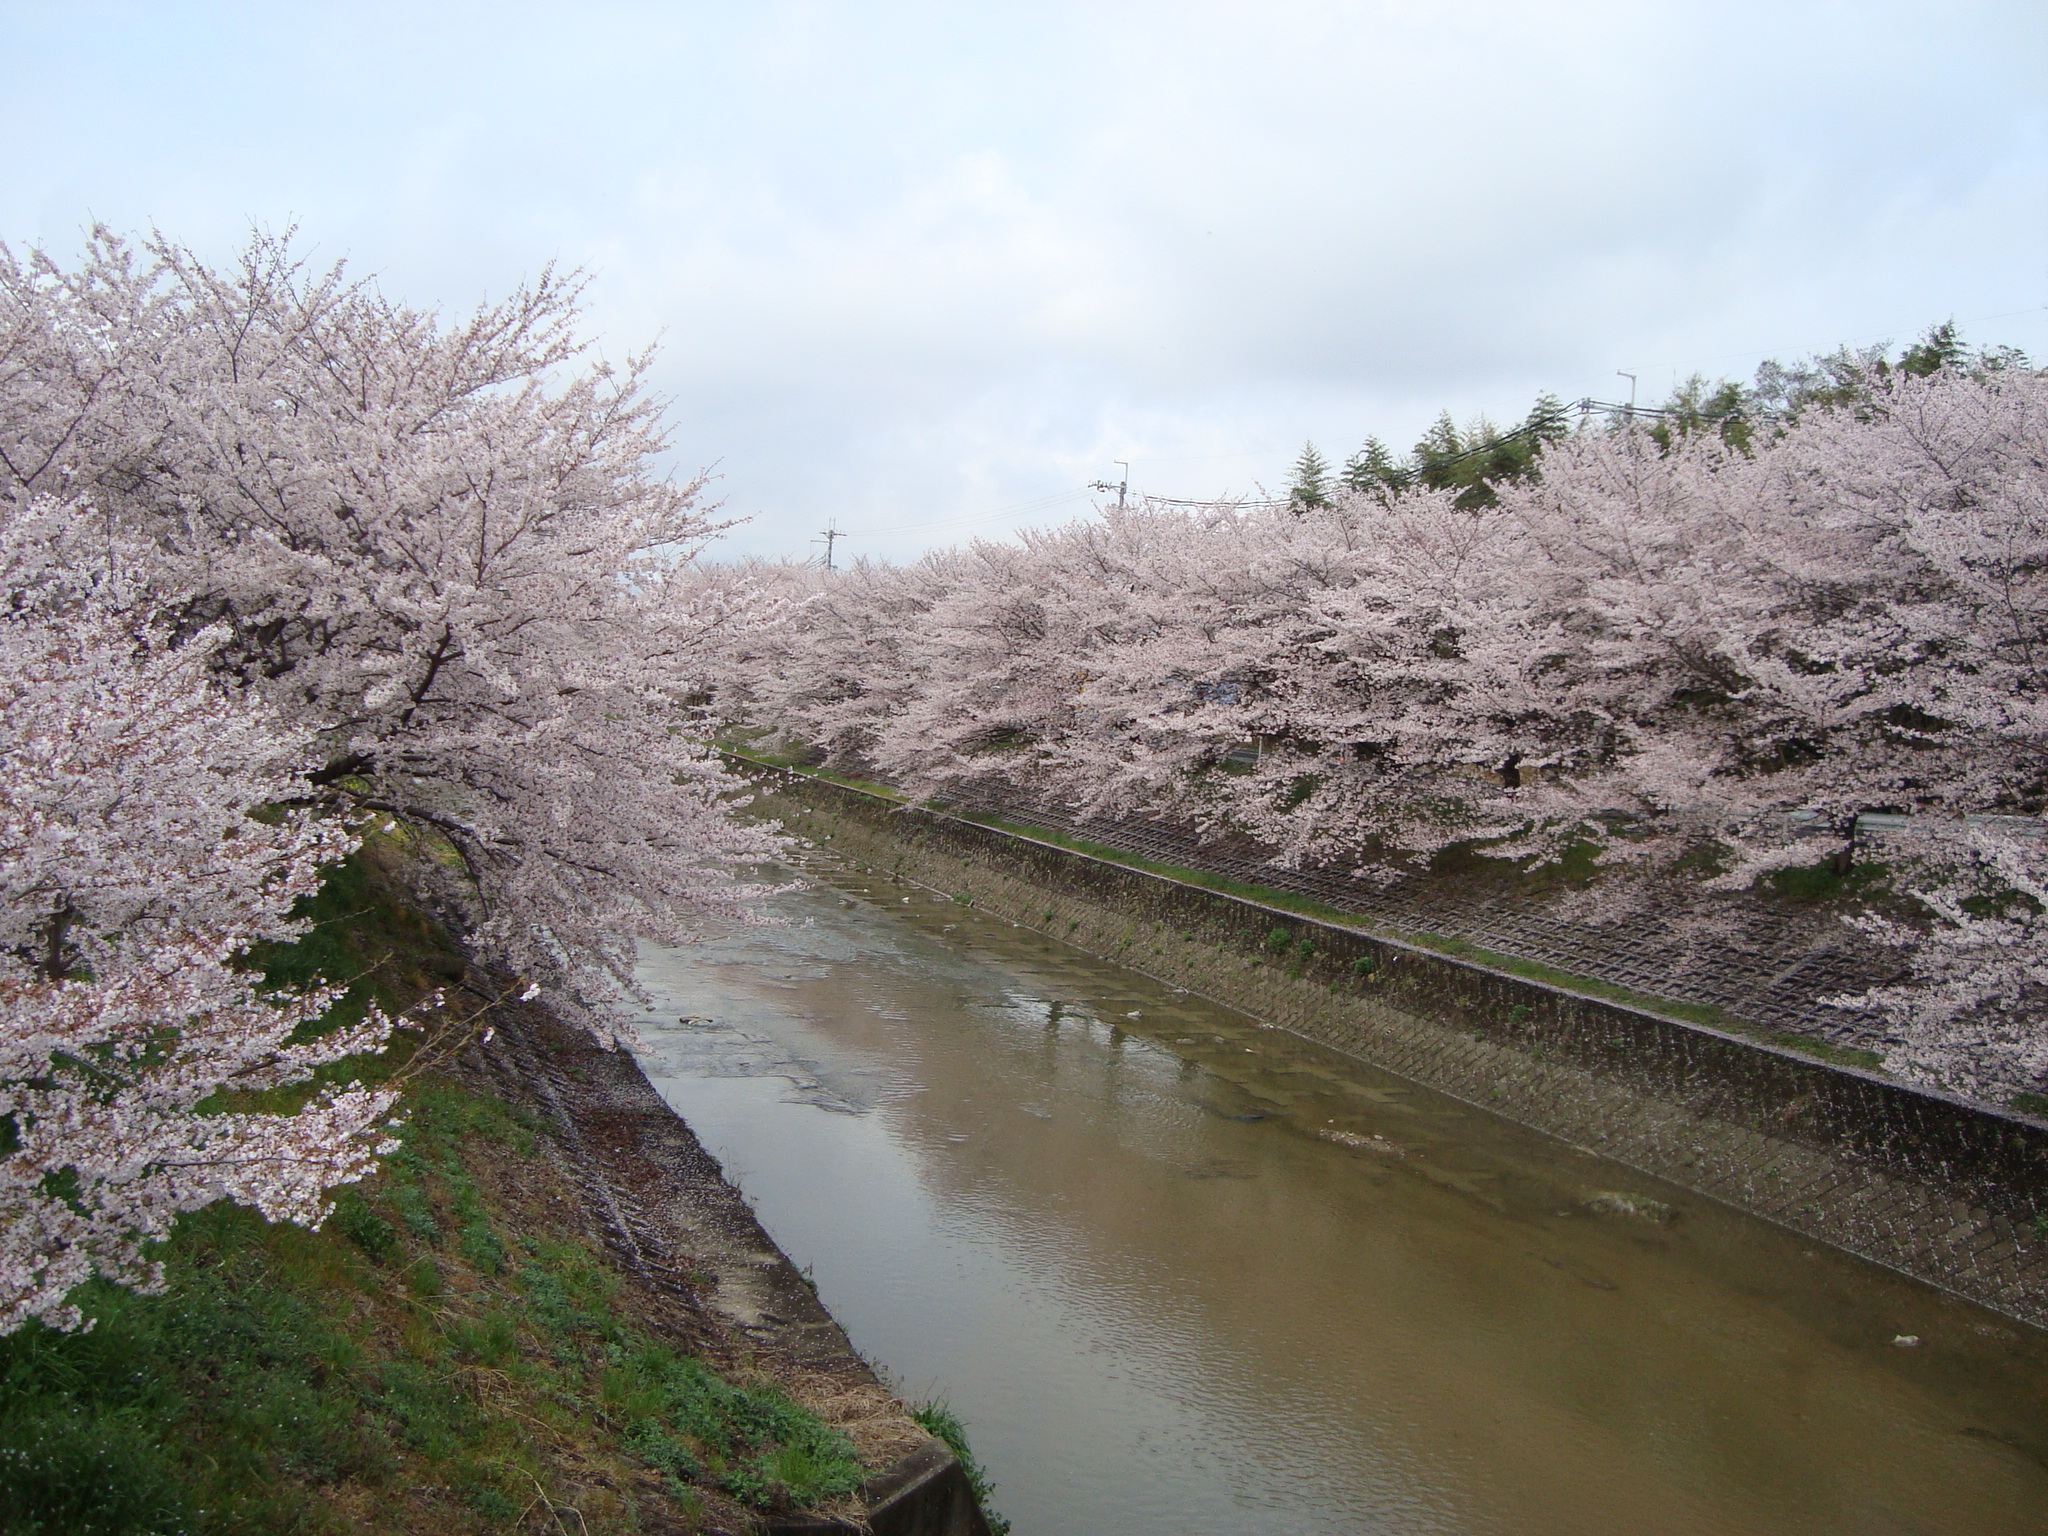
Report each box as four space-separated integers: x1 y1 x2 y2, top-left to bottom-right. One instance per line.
0 232 774 1330
711 365 2048 1101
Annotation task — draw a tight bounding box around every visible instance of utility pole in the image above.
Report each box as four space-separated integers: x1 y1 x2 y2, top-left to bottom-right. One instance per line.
1088 460 1130 511
1616 371 1638 422
813 519 843 571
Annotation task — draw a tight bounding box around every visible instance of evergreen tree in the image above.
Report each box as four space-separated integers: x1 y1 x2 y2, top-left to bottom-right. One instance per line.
1342 436 1408 499
1650 375 1752 453
1411 412 1466 481
1288 441 1333 511
1337 400 1573 515
1412 412 1504 509
1898 320 1965 377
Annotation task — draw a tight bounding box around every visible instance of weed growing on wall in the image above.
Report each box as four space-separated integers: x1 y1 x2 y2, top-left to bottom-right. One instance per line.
913 1402 1012 1536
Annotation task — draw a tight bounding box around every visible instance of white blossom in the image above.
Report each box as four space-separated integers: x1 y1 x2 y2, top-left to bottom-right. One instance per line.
706 366 2048 1099
0 229 787 1034
0 503 398 1332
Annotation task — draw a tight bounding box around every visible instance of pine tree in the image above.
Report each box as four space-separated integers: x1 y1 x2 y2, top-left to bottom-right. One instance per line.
1342 436 1408 498
1898 320 1965 378
1288 441 1332 511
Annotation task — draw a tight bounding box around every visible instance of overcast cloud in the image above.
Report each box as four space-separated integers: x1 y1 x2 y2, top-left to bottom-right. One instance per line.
3 1 2044 559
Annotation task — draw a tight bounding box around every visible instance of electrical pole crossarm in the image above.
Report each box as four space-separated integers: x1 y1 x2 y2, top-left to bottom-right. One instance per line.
1089 462 1131 510
813 520 843 571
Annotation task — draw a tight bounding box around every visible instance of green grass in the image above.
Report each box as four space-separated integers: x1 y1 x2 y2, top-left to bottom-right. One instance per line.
1766 1035 1884 1071
605 1346 863 1509
912 1402 1011 1536
925 803 1753 1019
721 744 907 804
0 846 869 1534
1 1179 450 1533
803 766 906 802
1396 931 1739 1029
241 844 467 1032
0 1071 864 1533
1765 858 1895 908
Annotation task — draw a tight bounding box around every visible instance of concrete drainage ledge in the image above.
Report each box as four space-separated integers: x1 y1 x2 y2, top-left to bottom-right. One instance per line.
749 762 2048 1332
769 1440 993 1535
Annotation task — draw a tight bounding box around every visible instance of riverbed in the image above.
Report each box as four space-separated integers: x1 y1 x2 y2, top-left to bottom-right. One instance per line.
630 860 2048 1536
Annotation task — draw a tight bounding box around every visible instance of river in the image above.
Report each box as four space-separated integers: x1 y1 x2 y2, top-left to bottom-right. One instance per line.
628 858 2048 1536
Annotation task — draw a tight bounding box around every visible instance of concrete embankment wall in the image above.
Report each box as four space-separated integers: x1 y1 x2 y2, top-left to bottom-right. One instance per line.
753 766 2048 1331
466 983 993 1536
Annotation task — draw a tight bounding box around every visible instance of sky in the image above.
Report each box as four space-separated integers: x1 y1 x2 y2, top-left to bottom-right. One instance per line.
3 1 2044 562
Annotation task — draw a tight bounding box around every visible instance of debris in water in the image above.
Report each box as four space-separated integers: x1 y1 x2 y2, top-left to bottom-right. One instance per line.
1893 1334 1922 1348
1585 1191 1677 1222
1320 1129 1403 1155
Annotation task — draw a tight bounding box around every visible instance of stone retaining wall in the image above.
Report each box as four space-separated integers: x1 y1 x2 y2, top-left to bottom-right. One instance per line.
755 766 2048 1331
936 777 1888 1040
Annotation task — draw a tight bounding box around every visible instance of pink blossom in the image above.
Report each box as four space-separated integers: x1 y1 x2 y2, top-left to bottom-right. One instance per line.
0 504 397 1332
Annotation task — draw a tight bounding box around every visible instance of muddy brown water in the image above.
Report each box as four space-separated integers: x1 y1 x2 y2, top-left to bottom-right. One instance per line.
630 862 2048 1536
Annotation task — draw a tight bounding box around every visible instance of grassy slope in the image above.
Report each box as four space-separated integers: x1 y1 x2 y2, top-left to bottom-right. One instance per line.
0 843 867 1536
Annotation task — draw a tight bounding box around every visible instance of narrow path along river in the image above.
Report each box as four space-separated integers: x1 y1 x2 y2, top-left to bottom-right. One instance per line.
629 859 2048 1536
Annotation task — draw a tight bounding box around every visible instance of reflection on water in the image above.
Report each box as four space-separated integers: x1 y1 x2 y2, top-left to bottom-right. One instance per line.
631 863 2048 1536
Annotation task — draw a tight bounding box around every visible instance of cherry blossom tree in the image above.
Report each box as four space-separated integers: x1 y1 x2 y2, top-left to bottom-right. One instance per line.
1 502 398 1333
707 553 962 772
1472 364 2048 895
1829 826 2048 1096
721 497 1548 871
0 229 783 1031
1028 493 1541 870
707 363 2048 1098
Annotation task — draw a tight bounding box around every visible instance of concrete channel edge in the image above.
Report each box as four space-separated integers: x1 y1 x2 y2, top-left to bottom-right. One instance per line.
748 761 2048 1332
461 983 995 1535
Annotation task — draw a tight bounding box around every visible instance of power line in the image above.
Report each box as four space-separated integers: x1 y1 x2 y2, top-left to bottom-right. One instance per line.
1332 311 2034 494
1130 396 1751 513
847 486 1095 539
1145 495 1290 510
1392 395 1744 478
820 315 2018 555
1039 313 2037 531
